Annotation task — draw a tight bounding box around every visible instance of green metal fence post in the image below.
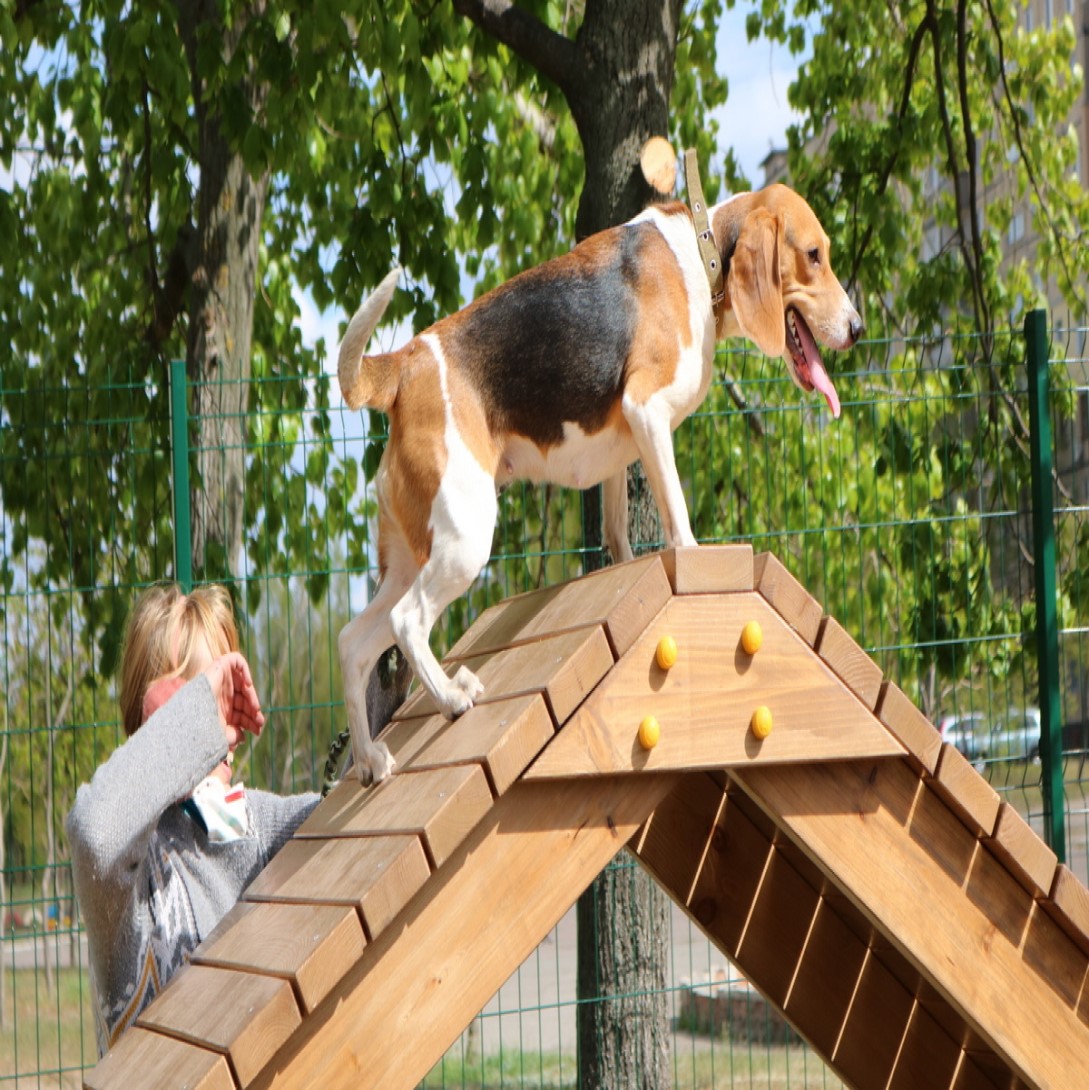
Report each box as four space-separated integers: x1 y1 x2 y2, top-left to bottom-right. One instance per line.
169 359 193 593
1025 308 1065 862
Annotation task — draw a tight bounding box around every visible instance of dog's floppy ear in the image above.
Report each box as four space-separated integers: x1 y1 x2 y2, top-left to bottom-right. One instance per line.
728 207 785 358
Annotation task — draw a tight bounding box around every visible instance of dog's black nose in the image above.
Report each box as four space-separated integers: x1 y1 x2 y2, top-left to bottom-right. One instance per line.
849 315 864 345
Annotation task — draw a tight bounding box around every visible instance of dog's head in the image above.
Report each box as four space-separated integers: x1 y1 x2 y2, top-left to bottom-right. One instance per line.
713 184 862 418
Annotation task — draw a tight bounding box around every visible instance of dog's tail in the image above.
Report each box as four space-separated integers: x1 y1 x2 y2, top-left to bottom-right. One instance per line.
338 267 402 413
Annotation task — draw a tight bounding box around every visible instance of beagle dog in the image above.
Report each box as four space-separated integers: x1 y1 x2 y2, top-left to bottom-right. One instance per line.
338 182 863 783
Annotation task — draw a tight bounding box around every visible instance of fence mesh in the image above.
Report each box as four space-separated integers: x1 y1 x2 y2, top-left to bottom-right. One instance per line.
2 317 1087 1087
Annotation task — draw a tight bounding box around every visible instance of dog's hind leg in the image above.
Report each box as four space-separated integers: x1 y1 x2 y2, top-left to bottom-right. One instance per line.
338 559 415 784
390 480 498 720
602 470 634 563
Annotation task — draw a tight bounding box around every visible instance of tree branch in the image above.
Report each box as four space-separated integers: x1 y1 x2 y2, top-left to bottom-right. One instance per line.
846 13 933 292
451 0 579 96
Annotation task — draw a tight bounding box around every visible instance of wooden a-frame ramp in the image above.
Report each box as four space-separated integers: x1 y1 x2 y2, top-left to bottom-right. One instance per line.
86 547 1089 1090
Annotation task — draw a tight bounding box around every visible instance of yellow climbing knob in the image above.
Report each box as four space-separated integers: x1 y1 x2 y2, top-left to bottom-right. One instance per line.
740 620 763 655
750 705 773 740
638 715 661 750
655 635 678 670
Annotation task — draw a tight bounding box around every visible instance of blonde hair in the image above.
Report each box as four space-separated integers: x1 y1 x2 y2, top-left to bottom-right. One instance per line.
119 583 240 737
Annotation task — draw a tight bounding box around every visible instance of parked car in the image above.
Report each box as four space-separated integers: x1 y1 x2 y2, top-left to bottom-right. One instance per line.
936 712 987 763
988 707 1041 761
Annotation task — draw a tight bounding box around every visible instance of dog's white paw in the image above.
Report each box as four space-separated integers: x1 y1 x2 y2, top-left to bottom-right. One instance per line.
439 666 484 719
354 740 396 786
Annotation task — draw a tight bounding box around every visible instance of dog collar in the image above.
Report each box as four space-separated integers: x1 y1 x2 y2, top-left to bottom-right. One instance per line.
684 148 725 322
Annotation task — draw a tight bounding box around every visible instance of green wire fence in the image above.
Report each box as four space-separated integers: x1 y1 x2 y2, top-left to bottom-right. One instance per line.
2 310 1087 1088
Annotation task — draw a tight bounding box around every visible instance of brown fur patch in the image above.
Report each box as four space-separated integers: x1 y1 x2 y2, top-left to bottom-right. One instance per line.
380 339 447 566
620 223 693 405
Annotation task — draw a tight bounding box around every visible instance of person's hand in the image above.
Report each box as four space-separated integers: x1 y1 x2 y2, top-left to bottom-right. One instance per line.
201 652 265 747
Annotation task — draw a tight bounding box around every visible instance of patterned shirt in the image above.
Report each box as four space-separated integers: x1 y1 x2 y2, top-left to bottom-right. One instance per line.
66 676 319 1055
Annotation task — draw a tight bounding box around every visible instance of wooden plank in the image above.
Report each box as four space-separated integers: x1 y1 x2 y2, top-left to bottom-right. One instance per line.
815 615 884 711
244 835 429 941
526 594 904 778
246 774 682 1090
380 694 555 795
659 544 754 593
445 555 671 660
135 963 300 1087
1043 864 1089 956
735 845 821 1008
84 1026 236 1090
630 771 726 908
782 896 868 1060
297 765 492 869
191 902 365 1014
1021 897 1089 1012
887 1003 963 1090
955 1053 1018 1090
832 951 914 1090
637 779 774 959
986 802 1057 898
733 759 1089 1089
753 551 823 647
876 681 942 774
393 625 614 726
931 743 1000 838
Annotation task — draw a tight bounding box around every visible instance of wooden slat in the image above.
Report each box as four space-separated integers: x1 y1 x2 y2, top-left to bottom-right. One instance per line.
246 774 682 1090
815 616 884 711
734 845 821 1008
637 778 774 958
380 694 555 795
191 902 365 1014
986 802 1057 898
244 835 429 941
659 544 753 593
733 758 1089 1089
630 771 726 908
135 963 300 1087
782 895 869 1060
753 550 823 647
84 1026 235 1090
393 625 614 725
445 554 670 660
930 743 1000 838
876 681 942 774
296 765 492 868
832 951 915 1090
887 1002 963 1090
526 594 903 778
1043 864 1089 955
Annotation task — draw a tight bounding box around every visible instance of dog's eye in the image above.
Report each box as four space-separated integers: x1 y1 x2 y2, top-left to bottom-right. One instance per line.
808 248 821 265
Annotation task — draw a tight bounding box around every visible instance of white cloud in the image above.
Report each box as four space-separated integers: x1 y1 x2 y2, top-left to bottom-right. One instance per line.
711 7 806 185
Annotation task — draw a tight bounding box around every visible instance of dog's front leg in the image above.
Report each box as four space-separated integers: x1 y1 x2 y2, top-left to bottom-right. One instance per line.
621 395 698 549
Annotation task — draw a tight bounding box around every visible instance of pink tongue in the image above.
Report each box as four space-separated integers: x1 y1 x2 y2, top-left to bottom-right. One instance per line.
809 358 841 419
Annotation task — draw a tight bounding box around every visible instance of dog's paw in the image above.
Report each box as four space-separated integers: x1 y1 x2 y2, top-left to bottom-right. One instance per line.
354 741 396 786
453 665 485 702
439 666 484 719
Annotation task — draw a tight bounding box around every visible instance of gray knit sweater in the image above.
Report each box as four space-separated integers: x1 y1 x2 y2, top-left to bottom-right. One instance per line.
66 675 319 1056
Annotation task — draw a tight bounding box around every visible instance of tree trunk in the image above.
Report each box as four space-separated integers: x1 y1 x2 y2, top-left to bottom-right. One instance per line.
447 4 684 1083
566 7 679 1087
177 0 270 579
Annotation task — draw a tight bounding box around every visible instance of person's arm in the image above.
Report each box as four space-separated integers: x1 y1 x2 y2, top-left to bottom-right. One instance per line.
66 676 228 892
248 788 322 861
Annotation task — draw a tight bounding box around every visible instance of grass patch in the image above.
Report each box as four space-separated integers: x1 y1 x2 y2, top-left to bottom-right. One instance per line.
0 965 94 1088
420 1040 844 1090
